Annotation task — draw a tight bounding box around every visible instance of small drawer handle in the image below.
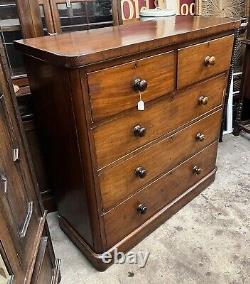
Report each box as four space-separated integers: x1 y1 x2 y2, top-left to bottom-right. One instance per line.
137 203 147 214
20 201 33 238
0 173 8 194
134 125 146 137
196 133 205 141
135 166 147 178
193 166 202 175
133 78 148 92
204 56 216 66
198 96 209 105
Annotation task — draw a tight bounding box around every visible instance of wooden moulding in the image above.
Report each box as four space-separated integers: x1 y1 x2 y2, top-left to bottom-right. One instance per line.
58 169 216 271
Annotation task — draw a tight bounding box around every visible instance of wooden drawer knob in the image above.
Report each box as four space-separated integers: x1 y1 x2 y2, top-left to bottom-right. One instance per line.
198 96 209 105
193 166 202 175
133 78 148 92
135 166 147 178
204 56 216 66
196 133 205 141
134 125 146 137
137 203 147 214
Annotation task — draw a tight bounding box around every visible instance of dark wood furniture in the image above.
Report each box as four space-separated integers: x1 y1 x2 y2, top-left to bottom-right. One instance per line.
48 0 119 33
16 16 239 271
234 17 250 135
0 39 60 283
1 0 122 212
0 0 57 212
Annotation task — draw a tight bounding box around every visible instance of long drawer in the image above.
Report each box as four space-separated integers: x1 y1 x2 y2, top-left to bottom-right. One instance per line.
99 109 222 211
87 52 175 121
178 35 233 89
103 142 218 247
93 75 226 169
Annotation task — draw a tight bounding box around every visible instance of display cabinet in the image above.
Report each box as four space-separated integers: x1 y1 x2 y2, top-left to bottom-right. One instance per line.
0 0 55 211
234 16 250 135
49 0 119 33
0 1 26 78
0 0 121 212
0 37 60 283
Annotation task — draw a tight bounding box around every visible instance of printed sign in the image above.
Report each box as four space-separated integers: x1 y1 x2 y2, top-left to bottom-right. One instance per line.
121 0 196 20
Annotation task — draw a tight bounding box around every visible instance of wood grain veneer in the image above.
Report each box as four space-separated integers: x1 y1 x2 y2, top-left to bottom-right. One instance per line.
104 142 218 247
99 110 222 211
94 75 226 169
15 16 239 271
178 35 234 89
87 52 175 121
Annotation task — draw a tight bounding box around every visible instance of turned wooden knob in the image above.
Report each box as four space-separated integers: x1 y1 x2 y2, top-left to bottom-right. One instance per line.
204 56 216 66
196 133 205 141
134 125 146 137
137 203 147 214
198 96 209 105
135 166 147 178
133 78 148 92
193 166 202 175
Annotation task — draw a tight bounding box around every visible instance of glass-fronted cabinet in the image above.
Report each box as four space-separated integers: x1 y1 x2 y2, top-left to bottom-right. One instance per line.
0 0 120 212
49 0 118 33
0 1 25 78
0 0 120 78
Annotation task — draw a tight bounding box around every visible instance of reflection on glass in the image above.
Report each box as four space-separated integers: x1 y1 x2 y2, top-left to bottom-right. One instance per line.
57 0 113 33
0 1 25 77
0 253 12 284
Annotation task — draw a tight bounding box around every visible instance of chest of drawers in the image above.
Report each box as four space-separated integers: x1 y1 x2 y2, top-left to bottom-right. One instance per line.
15 16 240 271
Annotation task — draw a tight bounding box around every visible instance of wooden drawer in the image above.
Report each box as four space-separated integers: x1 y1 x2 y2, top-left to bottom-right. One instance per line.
103 142 218 247
94 75 226 169
87 52 175 121
177 35 233 89
99 109 222 211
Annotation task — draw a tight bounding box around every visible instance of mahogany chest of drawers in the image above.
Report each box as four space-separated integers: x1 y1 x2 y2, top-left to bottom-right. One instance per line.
15 16 240 270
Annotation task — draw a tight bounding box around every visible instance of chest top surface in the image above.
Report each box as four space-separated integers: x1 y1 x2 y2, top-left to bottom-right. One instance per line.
15 16 240 68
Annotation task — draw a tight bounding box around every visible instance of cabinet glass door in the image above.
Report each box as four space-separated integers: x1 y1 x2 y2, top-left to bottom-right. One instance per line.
0 0 25 78
53 0 114 33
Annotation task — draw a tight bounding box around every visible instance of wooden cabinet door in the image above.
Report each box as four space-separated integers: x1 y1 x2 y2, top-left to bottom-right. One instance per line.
0 93 42 267
0 40 60 283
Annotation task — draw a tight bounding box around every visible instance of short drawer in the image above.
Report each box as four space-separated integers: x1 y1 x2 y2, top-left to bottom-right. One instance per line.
99 109 222 211
177 35 233 89
103 142 218 247
94 74 226 169
87 52 175 121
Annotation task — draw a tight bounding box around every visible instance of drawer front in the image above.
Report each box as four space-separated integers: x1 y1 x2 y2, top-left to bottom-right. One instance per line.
99 109 222 211
104 142 218 247
94 75 226 169
177 35 233 89
87 52 175 121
